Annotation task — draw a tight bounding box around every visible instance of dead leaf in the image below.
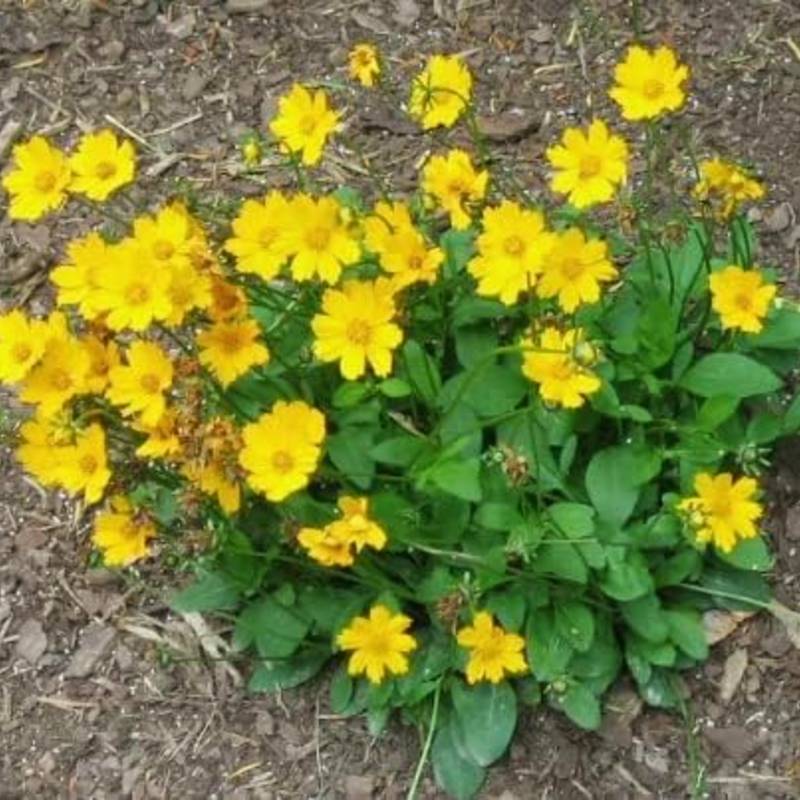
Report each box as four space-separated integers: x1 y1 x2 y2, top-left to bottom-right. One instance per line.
15 619 47 664
769 600 800 649
64 623 116 678
394 0 420 28
703 609 755 645
719 647 748 704
351 10 391 35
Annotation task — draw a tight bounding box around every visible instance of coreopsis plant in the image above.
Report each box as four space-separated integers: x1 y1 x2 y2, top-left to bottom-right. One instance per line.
3 43 800 799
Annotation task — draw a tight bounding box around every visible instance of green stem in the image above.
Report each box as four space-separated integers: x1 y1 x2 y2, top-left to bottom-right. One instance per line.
406 680 443 800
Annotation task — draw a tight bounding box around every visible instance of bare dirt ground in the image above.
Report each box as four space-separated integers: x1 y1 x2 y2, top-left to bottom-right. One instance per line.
1 1 800 798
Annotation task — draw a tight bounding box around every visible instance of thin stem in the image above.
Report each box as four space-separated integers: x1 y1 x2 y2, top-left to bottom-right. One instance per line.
406 680 442 800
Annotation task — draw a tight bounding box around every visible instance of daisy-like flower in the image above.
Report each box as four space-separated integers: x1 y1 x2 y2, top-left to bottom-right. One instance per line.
50 232 110 320
609 45 689 121
694 158 765 220
363 200 415 256
298 526 355 567
165 262 212 326
456 612 528 684
348 43 381 87
269 83 340 166
2 136 72 221
409 54 472 130
379 226 443 289
224 191 292 280
81 335 120 394
132 203 193 271
239 400 326 502
328 496 388 552
69 129 136 201
678 472 763 553
284 194 361 284
709 265 776 334
134 411 182 460
537 228 618 312
422 149 488 229
521 326 601 409
59 423 111 505
312 278 403 380
197 318 270 387
337 604 417 684
16 412 76 488
20 336 91 415
0 310 47 384
106 341 174 427
468 201 556 305
92 496 156 567
184 458 242 514
209 275 249 322
546 119 629 209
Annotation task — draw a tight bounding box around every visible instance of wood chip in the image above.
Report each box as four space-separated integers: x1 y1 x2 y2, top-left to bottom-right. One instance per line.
719 647 748 704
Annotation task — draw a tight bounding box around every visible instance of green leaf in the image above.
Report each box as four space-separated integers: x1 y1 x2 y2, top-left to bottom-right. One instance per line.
698 566 771 610
620 594 669 643
459 364 527 418
531 542 588 583
329 665 354 714
554 601 595 652
451 680 518 767
427 458 483 502
486 589 527 631
332 382 371 408
680 354 782 398
527 609 574 681
548 503 594 538
746 412 783 445
431 718 486 800
369 435 427 467
171 571 240 613
654 549 702 587
555 683 601 730
600 554 654 601
696 395 739 431
403 340 442 406
474 502 523 532
234 596 310 658
248 649 327 693
378 378 412 398
452 296 505 327
455 326 498 369
327 429 375 489
665 607 709 660
716 537 773 571
747 307 800 350
585 445 661 526
441 228 476 276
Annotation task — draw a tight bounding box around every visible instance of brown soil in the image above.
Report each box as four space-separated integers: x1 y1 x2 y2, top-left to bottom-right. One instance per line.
1 1 800 798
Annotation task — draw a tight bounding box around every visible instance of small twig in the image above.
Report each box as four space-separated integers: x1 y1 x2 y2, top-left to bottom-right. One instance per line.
103 114 160 153
149 112 204 137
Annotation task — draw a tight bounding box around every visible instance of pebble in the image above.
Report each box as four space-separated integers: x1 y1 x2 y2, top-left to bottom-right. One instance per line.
182 71 209 102
226 0 270 12
14 618 48 665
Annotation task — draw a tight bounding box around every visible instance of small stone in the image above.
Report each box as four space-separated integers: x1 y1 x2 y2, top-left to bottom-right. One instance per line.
343 775 374 800
705 726 763 763
226 0 269 12
182 71 209 102
65 623 115 678
15 619 47 665
162 12 196 39
763 202 794 233
643 749 670 774
38 752 56 776
116 87 135 108
99 40 126 62
256 710 275 736
719 647 748 704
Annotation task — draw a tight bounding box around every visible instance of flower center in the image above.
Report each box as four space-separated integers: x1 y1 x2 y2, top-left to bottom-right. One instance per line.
259 226 277 247
140 373 161 394
153 241 175 261
346 319 372 346
408 254 424 271
51 370 72 391
642 78 665 99
219 330 245 353
551 358 576 382
300 115 318 136
504 236 525 257
579 155 602 179
79 454 98 475
126 283 150 305
95 161 117 180
560 257 584 280
735 293 752 311
35 171 57 193
271 450 295 474
306 226 331 251
12 342 32 363
447 180 467 197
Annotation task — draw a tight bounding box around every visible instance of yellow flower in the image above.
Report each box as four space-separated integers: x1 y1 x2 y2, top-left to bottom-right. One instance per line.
239 400 326 502
285 195 361 284
349 43 381 87
363 200 415 257
422 149 488 230
409 54 472 130
329 495 388 552
135 411 182 460
224 191 292 280
709 265 775 334
537 228 618 312
94 241 173 331
312 278 403 380
0 310 47 384
50 233 110 320
298 526 355 567
81 335 120 394
165 262 213 326
20 336 91 415
456 612 528 684
197 318 270 386
16 412 76 487
2 136 71 221
107 341 174 427
468 201 555 305
609 45 689 121
241 138 263 167
133 203 193 271
92 496 156 567
337 604 417 684
678 472 763 553
59 424 111 504
185 459 242 514
546 119 629 209
69 129 135 201
521 326 601 409
694 158 765 220
209 275 249 321
269 83 340 166
382 227 444 290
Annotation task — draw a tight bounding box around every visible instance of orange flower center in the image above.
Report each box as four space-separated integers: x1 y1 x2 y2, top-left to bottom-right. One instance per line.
306 226 331 251
346 319 372 346
259 226 277 247
35 171 57 193
12 342 32 363
79 454 98 475
51 370 72 391
271 450 295 474
408 254 424 271
140 373 161 394
734 293 752 311
126 283 150 305
95 161 118 180
447 180 467 197
579 155 602 179
560 257 584 280
551 358 577 381
218 329 246 353
642 78 665 99
153 241 175 261
300 115 318 136
503 235 525 257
